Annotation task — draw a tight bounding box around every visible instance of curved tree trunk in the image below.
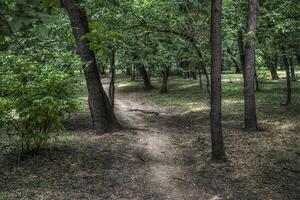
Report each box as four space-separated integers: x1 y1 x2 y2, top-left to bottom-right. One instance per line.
243 0 258 131
64 0 120 133
210 0 226 162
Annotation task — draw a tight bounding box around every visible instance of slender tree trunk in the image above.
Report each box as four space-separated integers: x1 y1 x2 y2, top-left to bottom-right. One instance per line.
160 65 170 93
139 64 153 90
64 0 120 133
109 49 116 109
198 65 203 90
243 0 258 131
131 64 136 81
210 0 226 162
295 45 300 65
283 54 292 105
290 58 296 81
237 30 245 77
99 62 106 75
255 68 260 91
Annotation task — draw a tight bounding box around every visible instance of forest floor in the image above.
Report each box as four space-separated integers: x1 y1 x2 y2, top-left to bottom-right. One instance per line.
0 75 299 200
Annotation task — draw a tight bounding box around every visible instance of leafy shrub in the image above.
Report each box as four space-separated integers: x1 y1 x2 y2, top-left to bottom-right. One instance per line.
0 53 81 154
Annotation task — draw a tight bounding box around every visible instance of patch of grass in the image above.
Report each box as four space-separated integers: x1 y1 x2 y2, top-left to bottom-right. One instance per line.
117 74 300 120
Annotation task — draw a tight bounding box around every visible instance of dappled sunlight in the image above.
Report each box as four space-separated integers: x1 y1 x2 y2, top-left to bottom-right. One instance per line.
222 99 243 105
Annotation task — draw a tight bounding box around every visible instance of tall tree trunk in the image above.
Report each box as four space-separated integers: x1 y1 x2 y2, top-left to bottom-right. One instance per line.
160 65 170 93
237 30 245 77
210 0 226 162
283 54 292 105
198 65 203 90
243 0 258 131
139 64 153 90
290 57 296 81
64 0 120 133
255 68 260 91
109 49 116 109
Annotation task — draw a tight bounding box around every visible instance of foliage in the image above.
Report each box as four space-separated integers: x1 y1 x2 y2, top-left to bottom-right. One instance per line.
0 52 81 154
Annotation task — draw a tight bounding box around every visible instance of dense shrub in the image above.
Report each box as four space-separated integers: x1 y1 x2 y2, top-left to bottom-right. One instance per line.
0 53 81 154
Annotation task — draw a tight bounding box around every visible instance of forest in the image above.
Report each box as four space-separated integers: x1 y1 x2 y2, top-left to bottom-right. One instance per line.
0 0 299 199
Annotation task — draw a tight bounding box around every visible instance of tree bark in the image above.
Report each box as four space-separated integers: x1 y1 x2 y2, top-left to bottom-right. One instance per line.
109 49 116 109
265 54 279 80
283 54 292 105
255 68 260 92
139 64 153 90
160 65 170 93
191 71 197 80
210 0 226 162
198 65 203 90
237 30 245 77
268 63 279 80
64 0 120 133
243 0 258 131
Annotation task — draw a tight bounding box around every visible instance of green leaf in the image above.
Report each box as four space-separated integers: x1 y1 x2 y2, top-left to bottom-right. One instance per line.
36 24 49 39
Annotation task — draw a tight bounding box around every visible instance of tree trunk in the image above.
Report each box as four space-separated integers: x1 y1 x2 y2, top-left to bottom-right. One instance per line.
290 58 296 81
139 64 153 90
64 0 120 133
210 0 226 162
237 30 245 77
255 68 260 92
191 71 197 80
99 62 106 75
268 64 279 80
160 65 170 93
198 65 203 90
283 54 292 105
265 54 279 80
243 0 258 131
109 49 116 109
296 45 300 65
125 67 131 76
131 64 136 81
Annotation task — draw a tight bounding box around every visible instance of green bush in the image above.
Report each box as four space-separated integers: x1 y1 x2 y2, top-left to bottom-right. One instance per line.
0 53 81 154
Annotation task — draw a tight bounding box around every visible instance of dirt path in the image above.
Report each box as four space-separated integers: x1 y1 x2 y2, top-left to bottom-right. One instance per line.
114 91 209 200
1 79 298 199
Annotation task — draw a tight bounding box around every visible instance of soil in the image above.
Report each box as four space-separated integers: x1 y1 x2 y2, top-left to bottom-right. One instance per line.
0 79 299 200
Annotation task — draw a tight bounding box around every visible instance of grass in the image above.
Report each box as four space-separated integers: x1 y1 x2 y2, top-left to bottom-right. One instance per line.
116 72 300 119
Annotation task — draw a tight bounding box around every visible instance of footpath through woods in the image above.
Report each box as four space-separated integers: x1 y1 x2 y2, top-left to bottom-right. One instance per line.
100 79 209 200
1 78 298 199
